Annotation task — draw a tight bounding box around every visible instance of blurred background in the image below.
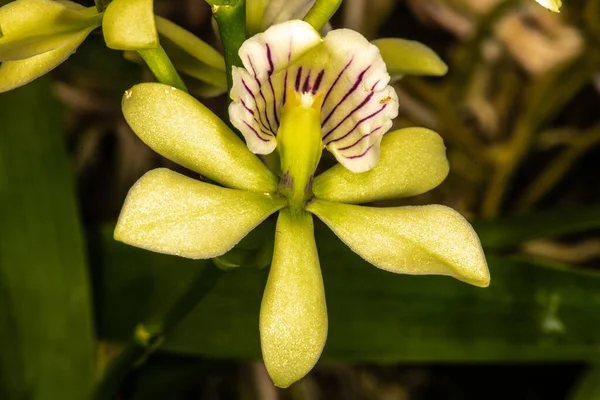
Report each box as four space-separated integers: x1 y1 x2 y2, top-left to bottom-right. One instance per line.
1 0 600 399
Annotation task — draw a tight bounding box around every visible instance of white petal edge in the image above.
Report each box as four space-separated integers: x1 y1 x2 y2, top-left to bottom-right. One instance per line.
115 168 286 259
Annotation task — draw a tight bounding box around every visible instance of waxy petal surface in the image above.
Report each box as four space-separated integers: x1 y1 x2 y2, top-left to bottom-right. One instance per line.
313 128 449 204
308 200 490 287
103 0 158 50
115 169 285 259
229 20 399 172
260 209 327 388
0 27 94 93
0 0 100 61
122 83 278 193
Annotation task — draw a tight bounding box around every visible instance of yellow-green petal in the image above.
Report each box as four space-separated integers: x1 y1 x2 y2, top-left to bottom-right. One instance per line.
121 82 278 193
0 0 101 61
103 0 158 50
313 128 449 204
535 0 561 12
307 200 490 287
114 168 285 259
260 208 327 388
372 38 448 80
0 27 94 93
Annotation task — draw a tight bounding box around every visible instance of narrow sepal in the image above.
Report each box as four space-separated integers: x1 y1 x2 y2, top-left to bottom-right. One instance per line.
307 200 490 287
313 128 449 204
103 0 158 50
0 0 100 61
372 38 448 80
260 209 327 388
114 168 286 259
121 83 278 193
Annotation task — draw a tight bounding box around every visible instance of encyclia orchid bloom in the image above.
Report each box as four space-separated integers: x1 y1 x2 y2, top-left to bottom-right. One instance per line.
115 20 489 389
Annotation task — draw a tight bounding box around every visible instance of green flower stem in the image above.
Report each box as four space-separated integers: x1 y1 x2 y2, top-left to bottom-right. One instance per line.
208 0 246 94
303 0 343 31
137 45 188 92
91 264 224 399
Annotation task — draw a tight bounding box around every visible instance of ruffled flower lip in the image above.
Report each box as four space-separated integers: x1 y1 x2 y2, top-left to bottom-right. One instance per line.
229 20 399 173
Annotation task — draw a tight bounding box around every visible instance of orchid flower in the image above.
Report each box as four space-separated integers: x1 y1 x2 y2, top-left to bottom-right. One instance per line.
115 20 489 387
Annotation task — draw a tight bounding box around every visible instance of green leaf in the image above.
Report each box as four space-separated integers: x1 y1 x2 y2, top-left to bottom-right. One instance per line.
260 209 327 388
373 38 448 79
0 0 101 61
103 0 158 50
473 205 600 250
115 168 286 259
0 79 95 399
97 223 600 362
313 128 449 204
121 82 278 193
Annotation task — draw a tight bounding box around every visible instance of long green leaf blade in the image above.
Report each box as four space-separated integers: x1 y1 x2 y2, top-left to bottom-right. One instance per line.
98 223 600 362
0 79 95 399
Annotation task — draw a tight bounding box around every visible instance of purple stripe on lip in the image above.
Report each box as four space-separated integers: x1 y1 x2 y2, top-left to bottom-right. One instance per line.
240 99 254 115
242 79 271 133
323 58 353 106
312 70 325 94
322 65 371 127
243 121 271 142
302 70 312 93
323 91 374 141
248 56 276 133
337 126 381 151
344 145 373 159
327 103 388 144
265 44 280 126
295 67 303 92
282 38 292 107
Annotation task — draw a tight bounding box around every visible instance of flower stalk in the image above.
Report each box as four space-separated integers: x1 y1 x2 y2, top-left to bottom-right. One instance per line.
138 45 188 92
207 0 247 93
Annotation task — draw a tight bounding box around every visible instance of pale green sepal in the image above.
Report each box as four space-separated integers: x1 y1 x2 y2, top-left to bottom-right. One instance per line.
155 16 225 71
0 26 94 93
246 0 268 36
114 168 285 259
0 0 101 61
535 0 561 12
103 0 158 50
121 83 278 193
307 200 490 287
372 38 448 80
313 128 449 204
260 208 327 388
